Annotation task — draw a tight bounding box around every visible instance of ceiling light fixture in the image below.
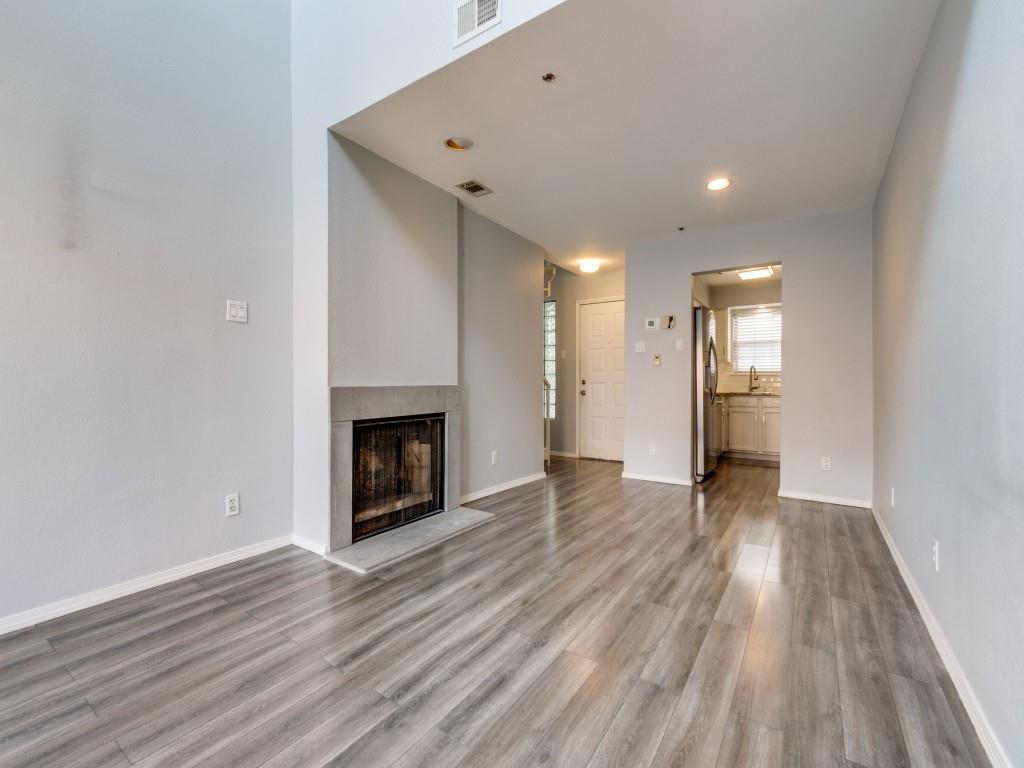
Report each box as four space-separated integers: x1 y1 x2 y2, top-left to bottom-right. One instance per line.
706 177 732 191
579 259 600 273
445 137 474 151
737 266 775 281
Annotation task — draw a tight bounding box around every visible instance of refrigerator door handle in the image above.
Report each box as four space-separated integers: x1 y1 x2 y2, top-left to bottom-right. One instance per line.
708 337 719 402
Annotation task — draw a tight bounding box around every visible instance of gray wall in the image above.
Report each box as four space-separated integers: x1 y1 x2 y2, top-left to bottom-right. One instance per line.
873 0 1022 761
547 267 626 454
460 209 546 495
328 135 458 387
625 208 873 501
0 1 293 617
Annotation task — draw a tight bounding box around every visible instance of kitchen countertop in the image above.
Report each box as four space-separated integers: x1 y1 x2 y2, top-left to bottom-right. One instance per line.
718 392 781 397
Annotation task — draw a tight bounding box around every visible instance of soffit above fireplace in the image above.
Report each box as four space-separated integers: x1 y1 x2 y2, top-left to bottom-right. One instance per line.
331 386 460 423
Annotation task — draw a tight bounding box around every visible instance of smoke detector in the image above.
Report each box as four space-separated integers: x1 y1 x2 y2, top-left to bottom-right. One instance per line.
455 179 493 197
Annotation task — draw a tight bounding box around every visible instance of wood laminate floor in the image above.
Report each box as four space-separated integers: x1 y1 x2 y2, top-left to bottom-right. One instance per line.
0 458 991 768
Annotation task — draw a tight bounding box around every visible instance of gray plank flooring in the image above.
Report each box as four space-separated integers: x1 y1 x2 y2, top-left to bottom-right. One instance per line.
0 458 990 768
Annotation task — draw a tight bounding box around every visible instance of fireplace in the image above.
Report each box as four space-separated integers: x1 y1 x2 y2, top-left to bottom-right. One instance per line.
352 413 445 541
330 386 461 552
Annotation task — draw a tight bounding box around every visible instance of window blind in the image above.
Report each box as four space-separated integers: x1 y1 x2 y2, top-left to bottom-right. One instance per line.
730 305 782 371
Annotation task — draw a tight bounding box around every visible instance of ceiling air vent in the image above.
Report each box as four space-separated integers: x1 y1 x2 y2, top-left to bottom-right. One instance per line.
455 0 501 46
456 179 494 197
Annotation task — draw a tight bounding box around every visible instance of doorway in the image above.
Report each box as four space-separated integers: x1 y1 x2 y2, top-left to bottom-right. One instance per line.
577 298 625 461
691 264 782 482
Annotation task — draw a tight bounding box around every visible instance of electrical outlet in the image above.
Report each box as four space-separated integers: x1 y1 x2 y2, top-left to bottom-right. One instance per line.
225 493 240 517
648 443 656 456
932 539 940 571
490 450 498 466
226 299 248 323
821 456 831 471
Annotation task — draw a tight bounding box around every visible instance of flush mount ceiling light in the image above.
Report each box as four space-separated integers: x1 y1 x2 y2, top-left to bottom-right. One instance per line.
579 258 600 273
706 177 732 191
737 266 775 281
445 137 474 151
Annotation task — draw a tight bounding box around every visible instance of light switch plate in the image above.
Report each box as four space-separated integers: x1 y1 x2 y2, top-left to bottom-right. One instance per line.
635 340 647 353
226 299 248 323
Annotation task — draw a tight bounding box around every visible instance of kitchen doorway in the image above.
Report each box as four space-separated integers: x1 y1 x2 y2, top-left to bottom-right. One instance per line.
691 263 782 482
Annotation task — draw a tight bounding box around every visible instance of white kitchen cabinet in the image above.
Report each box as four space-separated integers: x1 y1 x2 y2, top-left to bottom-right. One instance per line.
761 406 781 455
724 395 781 458
727 407 758 452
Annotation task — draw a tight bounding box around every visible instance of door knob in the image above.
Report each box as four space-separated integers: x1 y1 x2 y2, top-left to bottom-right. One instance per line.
580 390 586 396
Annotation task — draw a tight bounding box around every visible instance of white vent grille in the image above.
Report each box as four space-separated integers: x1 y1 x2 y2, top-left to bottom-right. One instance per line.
455 0 501 46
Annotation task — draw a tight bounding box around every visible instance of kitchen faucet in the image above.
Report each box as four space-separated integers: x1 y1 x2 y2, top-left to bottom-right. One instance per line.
749 365 760 393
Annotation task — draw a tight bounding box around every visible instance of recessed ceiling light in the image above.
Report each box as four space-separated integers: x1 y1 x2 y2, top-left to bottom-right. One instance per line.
445 137 474 151
706 177 732 191
579 259 600 273
737 266 774 281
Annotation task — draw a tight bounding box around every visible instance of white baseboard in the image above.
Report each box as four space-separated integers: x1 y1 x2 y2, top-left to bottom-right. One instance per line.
621 472 693 486
460 472 547 504
549 450 579 458
870 507 1011 768
778 489 871 509
291 533 326 556
0 535 294 636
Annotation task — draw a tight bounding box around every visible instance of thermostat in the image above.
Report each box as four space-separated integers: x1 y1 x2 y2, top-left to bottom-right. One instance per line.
645 318 660 330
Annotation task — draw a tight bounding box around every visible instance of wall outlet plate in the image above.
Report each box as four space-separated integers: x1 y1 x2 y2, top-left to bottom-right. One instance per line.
821 456 832 471
653 353 662 367
226 299 248 323
932 539 940 571
225 493 240 517
490 450 498 466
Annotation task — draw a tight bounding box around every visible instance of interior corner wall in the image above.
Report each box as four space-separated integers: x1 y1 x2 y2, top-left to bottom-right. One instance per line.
0 1 293 618
624 208 873 499
459 208 546 496
328 135 458 387
547 266 626 455
873 0 1023 762
291 1 567 550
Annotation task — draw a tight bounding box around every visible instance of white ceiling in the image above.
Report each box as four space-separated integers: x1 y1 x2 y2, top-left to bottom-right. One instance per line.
334 0 939 273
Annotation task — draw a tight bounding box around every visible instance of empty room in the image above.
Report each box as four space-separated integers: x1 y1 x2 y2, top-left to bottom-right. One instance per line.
1 1 1021 767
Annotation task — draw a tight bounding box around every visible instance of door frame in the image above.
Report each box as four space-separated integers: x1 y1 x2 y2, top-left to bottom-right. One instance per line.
575 295 626 458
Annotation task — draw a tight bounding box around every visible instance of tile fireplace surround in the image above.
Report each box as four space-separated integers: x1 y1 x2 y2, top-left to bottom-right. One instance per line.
329 386 461 553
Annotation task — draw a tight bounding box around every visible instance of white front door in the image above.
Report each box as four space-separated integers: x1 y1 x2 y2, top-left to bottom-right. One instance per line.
579 300 625 460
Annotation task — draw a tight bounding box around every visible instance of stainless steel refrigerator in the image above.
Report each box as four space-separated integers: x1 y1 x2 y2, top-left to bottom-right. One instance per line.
693 306 721 482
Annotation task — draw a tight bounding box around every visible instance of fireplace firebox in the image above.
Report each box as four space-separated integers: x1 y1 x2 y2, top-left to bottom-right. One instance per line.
351 413 445 542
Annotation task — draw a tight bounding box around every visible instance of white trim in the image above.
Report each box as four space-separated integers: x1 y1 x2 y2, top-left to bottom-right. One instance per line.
575 295 626 460
870 507 1011 768
549 450 579 458
621 472 693 486
778 489 871 509
459 472 547 504
0 535 294 636
291 533 326 556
